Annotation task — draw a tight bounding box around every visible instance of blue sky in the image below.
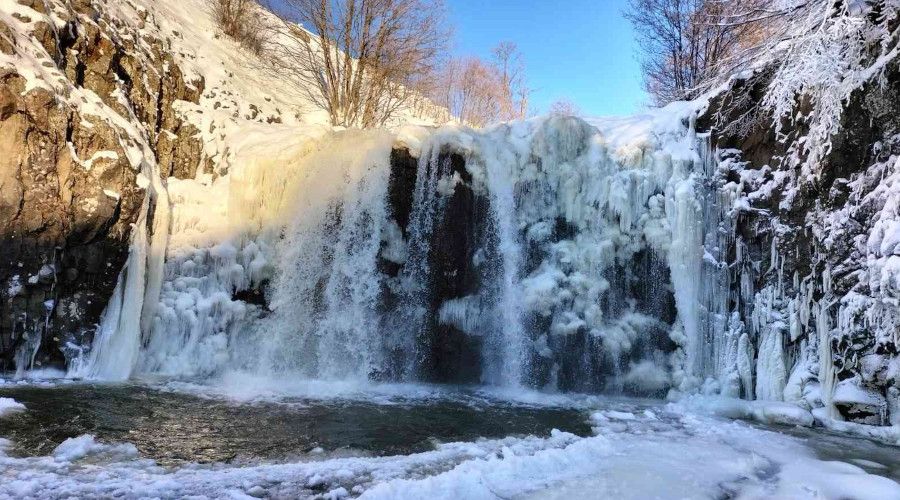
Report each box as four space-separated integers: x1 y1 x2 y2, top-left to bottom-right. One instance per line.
446 0 647 117
267 0 648 117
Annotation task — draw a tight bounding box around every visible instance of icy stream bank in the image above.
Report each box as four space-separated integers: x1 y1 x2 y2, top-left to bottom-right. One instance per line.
1 382 899 500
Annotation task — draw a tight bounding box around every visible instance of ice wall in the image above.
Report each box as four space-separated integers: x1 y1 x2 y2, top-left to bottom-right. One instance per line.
69 106 778 398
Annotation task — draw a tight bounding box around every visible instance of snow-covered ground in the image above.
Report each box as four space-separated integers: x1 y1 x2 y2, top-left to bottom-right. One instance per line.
0 385 898 500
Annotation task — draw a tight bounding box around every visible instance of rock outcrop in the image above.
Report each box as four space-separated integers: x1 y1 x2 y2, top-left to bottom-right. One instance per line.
0 0 206 372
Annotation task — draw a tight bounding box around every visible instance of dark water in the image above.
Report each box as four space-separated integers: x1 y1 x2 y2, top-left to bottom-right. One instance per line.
0 383 593 465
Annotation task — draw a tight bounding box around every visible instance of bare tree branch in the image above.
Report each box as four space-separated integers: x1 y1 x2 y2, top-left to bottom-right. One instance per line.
263 0 449 128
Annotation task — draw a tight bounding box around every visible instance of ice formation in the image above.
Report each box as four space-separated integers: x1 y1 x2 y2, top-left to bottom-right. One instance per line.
46 0 898 433
52 83 900 447
65 100 745 397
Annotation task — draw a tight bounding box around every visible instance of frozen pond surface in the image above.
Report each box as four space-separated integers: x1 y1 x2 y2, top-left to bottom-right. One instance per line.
1 379 900 499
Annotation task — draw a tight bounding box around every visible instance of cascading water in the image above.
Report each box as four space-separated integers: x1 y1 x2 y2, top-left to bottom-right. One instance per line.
68 110 783 399
255 130 395 380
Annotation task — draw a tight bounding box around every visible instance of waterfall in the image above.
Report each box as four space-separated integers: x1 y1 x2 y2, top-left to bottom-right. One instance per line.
69 110 786 397
256 130 395 380
388 139 455 381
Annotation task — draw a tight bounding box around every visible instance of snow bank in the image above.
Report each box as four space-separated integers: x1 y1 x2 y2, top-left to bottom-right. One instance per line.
675 394 900 447
51 435 139 462
813 410 900 446
358 430 615 499
675 395 815 427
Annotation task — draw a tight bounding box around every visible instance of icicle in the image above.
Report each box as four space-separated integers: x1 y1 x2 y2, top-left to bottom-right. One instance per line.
666 164 704 380
68 191 152 381
817 265 838 419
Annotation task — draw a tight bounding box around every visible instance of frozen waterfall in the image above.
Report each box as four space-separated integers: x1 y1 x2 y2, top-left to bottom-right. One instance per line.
65 106 826 404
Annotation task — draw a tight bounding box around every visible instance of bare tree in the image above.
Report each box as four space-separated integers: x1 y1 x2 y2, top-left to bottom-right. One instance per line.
212 0 264 53
548 99 581 116
265 0 449 128
450 57 503 127
430 43 531 127
492 41 529 120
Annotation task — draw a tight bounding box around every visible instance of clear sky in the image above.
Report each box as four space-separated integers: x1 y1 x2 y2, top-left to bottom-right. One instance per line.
267 0 649 117
445 0 648 117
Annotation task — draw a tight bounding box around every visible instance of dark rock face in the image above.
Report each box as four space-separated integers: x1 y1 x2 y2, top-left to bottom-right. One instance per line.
421 153 486 384
381 149 486 384
0 1 206 372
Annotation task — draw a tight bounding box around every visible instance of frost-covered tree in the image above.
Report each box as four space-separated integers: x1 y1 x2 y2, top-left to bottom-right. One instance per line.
704 1 899 174
759 0 900 175
625 0 772 104
266 0 449 128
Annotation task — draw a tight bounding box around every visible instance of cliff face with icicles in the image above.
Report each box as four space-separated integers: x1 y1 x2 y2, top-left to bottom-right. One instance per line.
693 2 900 435
3 0 900 440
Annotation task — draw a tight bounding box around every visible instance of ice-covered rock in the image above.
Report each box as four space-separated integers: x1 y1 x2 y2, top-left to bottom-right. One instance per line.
0 397 25 417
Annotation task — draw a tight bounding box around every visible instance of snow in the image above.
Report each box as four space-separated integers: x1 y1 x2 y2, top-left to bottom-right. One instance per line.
51 435 138 462
0 397 25 417
0 398 897 500
760 0 900 177
834 378 887 408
